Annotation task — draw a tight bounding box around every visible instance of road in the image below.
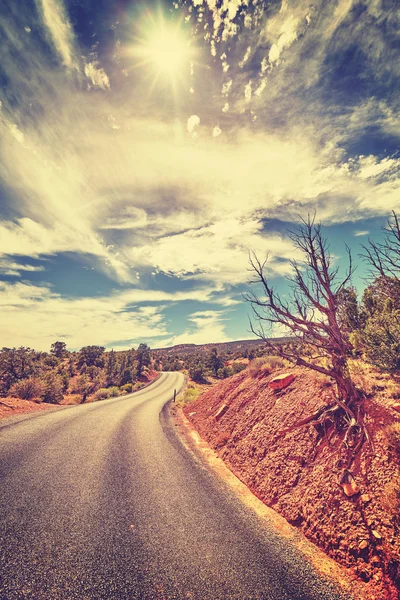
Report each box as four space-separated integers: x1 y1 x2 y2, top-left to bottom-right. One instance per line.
0 372 350 600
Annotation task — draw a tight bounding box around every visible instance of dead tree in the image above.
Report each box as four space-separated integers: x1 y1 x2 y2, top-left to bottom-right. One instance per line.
244 215 371 477
362 211 400 279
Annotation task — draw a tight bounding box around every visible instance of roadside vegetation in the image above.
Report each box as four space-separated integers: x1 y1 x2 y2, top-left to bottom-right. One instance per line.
0 342 153 406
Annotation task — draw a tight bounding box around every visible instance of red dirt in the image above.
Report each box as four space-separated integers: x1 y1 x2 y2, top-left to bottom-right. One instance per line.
183 366 400 600
0 397 59 420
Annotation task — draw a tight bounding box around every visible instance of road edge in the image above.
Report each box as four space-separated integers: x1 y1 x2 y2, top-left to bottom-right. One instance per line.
169 401 363 600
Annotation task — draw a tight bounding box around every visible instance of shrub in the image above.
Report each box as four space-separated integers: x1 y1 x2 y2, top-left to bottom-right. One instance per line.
10 377 45 401
232 362 246 374
131 382 144 392
178 384 201 406
189 364 208 383
217 366 233 379
263 355 288 370
248 357 267 377
107 386 120 397
361 309 400 372
42 373 64 404
93 387 110 401
120 383 133 393
248 355 289 378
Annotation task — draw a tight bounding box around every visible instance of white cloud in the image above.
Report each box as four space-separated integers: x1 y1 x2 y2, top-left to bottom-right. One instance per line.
128 217 299 284
269 44 281 63
167 309 232 346
244 80 252 102
187 114 201 137
0 281 236 350
212 125 222 137
38 0 76 68
84 62 111 90
0 259 45 277
239 46 251 68
354 230 369 237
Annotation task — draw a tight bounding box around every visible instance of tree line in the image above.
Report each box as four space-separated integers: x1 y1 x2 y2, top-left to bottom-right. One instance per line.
0 342 152 404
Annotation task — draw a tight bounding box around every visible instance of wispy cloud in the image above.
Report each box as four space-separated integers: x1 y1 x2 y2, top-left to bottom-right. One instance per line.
0 258 45 277
167 309 232 346
0 281 235 350
37 0 76 68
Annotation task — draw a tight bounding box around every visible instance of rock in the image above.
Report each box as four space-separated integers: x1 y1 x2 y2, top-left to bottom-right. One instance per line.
215 403 229 421
361 493 371 503
359 540 369 550
269 373 295 390
372 530 382 540
341 472 360 497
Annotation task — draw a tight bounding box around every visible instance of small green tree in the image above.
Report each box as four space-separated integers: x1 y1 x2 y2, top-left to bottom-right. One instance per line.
189 363 208 383
50 341 67 359
217 366 233 379
77 346 105 369
119 367 134 386
208 348 224 377
42 373 64 404
358 276 400 372
136 343 151 377
0 347 38 394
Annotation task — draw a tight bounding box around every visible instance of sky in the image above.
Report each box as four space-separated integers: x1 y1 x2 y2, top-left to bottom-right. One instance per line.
0 0 399 351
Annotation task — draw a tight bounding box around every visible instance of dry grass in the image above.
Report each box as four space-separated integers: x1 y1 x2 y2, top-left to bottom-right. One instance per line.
60 394 81 405
248 356 289 378
380 474 400 515
385 422 400 460
385 380 400 399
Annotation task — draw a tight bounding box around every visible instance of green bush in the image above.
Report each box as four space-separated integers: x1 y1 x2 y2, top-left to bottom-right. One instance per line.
178 384 201 406
107 386 120 397
189 364 207 382
120 383 133 393
231 362 246 374
361 310 400 372
217 366 233 379
93 387 110 400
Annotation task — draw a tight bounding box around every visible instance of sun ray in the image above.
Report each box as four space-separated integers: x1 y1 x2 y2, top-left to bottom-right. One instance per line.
129 12 196 93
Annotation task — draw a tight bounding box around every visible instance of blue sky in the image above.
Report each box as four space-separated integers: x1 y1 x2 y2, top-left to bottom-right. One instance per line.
0 0 399 351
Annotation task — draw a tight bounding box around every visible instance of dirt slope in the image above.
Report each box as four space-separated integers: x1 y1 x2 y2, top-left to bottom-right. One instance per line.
183 367 400 600
0 397 58 420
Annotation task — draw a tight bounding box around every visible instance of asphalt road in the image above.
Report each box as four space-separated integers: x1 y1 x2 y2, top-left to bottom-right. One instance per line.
0 372 351 600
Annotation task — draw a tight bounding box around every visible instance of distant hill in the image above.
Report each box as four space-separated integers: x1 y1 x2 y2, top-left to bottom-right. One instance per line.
153 337 292 358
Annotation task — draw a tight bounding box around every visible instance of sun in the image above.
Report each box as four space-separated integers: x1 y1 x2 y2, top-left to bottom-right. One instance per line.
131 16 195 87
146 28 190 76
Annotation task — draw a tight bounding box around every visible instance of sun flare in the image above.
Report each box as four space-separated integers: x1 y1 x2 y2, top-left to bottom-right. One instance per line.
146 29 189 76
132 17 194 86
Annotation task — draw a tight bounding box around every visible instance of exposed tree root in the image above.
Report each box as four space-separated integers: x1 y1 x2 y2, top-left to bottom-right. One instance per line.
278 395 374 488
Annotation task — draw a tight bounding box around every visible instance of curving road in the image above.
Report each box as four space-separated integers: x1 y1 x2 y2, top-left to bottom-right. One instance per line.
0 372 350 600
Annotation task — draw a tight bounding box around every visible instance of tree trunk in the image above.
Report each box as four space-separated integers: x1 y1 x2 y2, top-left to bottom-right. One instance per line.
332 356 358 404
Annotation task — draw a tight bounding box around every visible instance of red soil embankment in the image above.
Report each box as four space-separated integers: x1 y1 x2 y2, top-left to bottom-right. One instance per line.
0 397 58 420
183 367 400 600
